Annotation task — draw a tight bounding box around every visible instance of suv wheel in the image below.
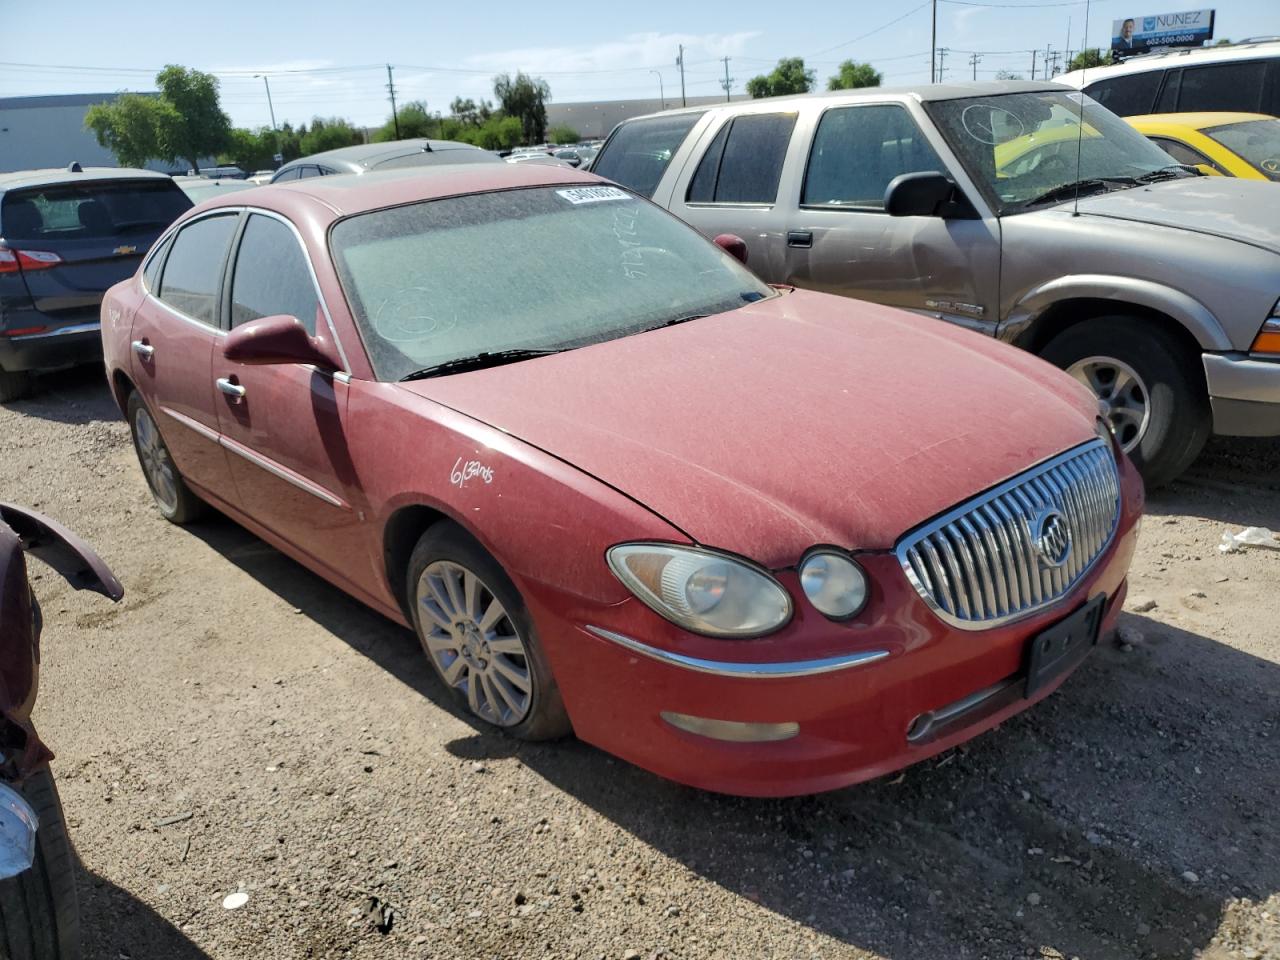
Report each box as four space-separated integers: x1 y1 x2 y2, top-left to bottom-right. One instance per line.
1041 316 1210 487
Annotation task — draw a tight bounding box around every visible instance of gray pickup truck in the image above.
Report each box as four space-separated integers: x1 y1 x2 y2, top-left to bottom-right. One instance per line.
592 81 1280 485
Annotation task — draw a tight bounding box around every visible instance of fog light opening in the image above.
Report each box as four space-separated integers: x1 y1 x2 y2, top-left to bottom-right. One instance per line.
660 711 799 743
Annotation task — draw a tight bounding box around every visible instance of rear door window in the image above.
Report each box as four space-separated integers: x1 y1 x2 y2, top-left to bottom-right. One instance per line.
1084 72 1162 116
229 214 320 334
0 180 191 244
1147 136 1217 170
591 112 705 198
1176 61 1269 112
156 214 238 326
803 104 946 209
686 113 797 204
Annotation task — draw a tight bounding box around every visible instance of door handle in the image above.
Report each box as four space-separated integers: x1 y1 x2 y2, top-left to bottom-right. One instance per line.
131 339 155 360
216 377 246 401
787 231 813 249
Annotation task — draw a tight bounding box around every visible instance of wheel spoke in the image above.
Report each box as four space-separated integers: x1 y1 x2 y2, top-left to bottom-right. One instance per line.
479 672 502 720
417 598 453 631
488 634 525 656
491 655 531 692
463 571 482 622
465 672 481 712
425 574 456 620
422 631 457 654
490 671 524 713
478 597 505 633
441 654 467 686
443 564 465 618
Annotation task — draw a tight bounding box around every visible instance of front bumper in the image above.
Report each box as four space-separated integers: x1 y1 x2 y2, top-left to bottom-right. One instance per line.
0 321 103 374
523 453 1143 798
1203 352 1280 437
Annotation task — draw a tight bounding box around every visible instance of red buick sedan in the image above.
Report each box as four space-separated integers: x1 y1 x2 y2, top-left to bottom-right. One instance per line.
100 164 1142 797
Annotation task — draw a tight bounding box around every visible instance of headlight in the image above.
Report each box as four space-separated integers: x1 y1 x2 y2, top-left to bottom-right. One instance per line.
798 549 869 620
1251 317 1280 355
606 543 792 638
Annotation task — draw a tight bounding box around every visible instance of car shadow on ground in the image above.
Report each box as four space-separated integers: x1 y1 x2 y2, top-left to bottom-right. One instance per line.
0 366 122 426
81 869 213 959
186 512 1279 960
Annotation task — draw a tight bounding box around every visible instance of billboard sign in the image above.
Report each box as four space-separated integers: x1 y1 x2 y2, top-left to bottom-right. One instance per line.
1111 9 1215 56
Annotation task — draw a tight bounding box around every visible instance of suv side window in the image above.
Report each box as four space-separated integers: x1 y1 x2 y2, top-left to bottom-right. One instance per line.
590 112 705 198
686 113 797 204
1176 61 1269 112
1084 72 1162 116
229 214 320 334
802 104 945 210
156 214 238 325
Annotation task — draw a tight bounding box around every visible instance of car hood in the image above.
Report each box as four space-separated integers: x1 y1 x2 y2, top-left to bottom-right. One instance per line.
402 291 1099 566
1072 178 1280 255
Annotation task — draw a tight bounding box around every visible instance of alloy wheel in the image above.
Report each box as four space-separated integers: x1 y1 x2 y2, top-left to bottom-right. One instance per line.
133 406 179 513
1066 355 1150 455
416 560 533 726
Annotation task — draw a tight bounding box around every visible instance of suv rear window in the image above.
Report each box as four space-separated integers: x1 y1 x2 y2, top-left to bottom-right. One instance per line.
0 180 191 245
1176 61 1270 112
591 113 705 198
1083 72 1162 116
687 113 797 204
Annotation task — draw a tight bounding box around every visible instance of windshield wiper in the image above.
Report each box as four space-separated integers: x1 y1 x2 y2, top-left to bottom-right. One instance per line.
399 347 565 381
1135 165 1195 183
1024 176 1139 208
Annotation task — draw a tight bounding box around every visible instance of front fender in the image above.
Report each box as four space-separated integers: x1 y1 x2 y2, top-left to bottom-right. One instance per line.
0 504 123 601
999 274 1232 351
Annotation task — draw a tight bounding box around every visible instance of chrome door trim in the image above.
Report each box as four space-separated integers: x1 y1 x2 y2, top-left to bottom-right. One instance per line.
585 625 889 678
160 405 221 444
6 321 100 341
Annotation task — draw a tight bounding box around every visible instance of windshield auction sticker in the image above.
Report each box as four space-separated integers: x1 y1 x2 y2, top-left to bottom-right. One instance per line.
556 186 632 205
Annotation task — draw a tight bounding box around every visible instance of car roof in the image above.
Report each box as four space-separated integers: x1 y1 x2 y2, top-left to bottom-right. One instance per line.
278 139 492 172
198 162 605 218
1126 111 1276 130
0 166 171 194
619 80 1065 125
1057 38 1280 88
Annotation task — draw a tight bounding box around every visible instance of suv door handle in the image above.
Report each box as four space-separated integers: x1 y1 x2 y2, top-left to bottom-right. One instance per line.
215 377 246 401
131 339 155 360
787 231 813 249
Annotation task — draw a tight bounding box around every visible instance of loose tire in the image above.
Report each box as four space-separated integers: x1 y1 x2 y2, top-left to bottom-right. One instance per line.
126 391 206 524
0 767 81 960
1041 317 1210 487
407 521 570 741
0 370 33 404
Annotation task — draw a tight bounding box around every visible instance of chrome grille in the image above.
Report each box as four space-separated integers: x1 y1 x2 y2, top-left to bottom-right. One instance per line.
896 440 1120 629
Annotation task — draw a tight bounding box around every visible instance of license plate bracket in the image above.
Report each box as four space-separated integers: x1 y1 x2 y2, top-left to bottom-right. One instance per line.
1024 594 1106 698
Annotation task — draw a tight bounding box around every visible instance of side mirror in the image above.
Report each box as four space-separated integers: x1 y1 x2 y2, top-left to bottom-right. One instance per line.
713 233 749 265
884 171 974 219
222 314 340 369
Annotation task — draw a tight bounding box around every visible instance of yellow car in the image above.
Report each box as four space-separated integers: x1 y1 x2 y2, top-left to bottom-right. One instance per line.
1127 113 1280 181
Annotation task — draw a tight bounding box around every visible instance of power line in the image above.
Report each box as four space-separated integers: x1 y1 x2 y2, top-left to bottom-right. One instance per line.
809 0 933 58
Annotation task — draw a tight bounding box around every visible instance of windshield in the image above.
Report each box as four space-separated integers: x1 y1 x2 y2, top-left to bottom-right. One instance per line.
926 91 1182 214
330 185 775 381
1203 119 1280 182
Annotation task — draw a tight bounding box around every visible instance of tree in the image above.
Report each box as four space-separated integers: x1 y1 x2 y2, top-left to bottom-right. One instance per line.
493 72 551 144
745 58 815 99
548 125 580 145
450 97 492 127
373 101 436 142
471 115 523 151
154 65 232 172
85 94 173 168
827 60 882 91
1068 48 1107 71
300 118 363 155
995 70 1025 80
221 127 279 172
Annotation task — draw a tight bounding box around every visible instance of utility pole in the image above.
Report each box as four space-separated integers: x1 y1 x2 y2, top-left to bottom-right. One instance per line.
386 64 401 140
254 74 277 130
676 45 687 107
650 69 665 109
969 52 982 80
931 0 938 82
937 47 949 82
1031 48 1038 80
720 57 733 102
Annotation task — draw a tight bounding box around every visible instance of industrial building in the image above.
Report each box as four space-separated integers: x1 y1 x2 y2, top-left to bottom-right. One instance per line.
0 92 184 174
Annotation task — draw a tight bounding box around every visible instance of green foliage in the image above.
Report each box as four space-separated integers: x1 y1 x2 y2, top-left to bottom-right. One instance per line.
450 97 492 127
300 117 363 155
826 60 882 91
493 72 551 144
220 128 276 172
995 70 1025 80
471 115 523 151
746 57 815 99
548 125 580 145
85 94 173 168
372 100 436 142
1068 48 1107 71
155 65 232 171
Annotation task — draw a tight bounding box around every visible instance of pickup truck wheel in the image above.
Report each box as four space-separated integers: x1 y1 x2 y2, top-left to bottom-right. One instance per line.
1041 317 1210 487
126 391 207 524
407 521 571 741
0 370 33 403
0 766 81 960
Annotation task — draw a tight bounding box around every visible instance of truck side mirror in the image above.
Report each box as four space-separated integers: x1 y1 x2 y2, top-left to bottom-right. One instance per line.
884 172 976 219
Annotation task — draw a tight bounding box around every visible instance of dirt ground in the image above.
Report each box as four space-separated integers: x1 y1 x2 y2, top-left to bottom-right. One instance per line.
2 365 1278 960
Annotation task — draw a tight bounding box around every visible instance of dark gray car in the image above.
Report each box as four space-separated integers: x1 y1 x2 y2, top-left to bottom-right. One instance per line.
0 166 191 401
269 139 501 183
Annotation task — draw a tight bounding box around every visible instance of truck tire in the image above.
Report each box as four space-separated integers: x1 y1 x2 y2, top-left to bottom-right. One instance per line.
0 767 81 960
0 370 33 404
1041 316 1210 487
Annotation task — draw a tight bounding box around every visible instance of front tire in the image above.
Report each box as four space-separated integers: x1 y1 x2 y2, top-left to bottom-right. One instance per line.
126 391 206 524
0 767 81 960
1040 317 1210 487
407 522 570 741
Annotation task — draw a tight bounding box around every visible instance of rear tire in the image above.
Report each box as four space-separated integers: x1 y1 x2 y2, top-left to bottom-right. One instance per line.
0 370 33 403
0 767 81 960
1040 317 1210 488
126 391 207 524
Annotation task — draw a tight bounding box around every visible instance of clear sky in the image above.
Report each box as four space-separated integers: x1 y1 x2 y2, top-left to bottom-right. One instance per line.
2 0 1275 129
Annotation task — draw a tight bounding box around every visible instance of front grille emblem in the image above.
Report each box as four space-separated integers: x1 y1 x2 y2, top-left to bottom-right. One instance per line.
1033 510 1072 568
